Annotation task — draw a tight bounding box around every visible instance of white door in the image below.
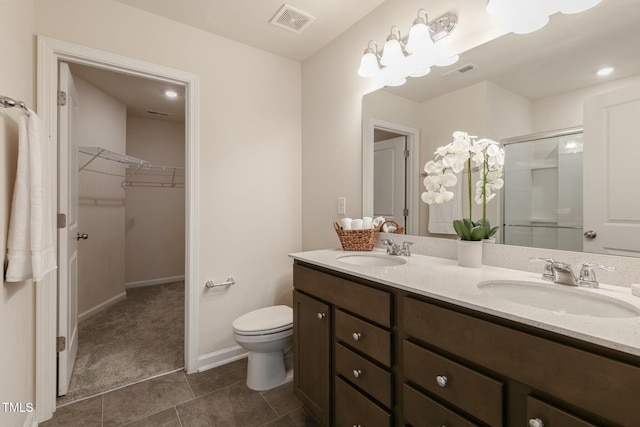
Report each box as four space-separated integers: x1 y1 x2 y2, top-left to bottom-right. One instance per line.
57 62 80 396
374 136 406 226
583 83 640 256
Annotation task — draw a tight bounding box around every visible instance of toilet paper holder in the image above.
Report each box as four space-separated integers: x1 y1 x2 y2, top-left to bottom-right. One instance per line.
205 277 236 289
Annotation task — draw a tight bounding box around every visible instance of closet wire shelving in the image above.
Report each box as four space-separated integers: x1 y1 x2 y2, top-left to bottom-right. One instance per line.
78 146 185 189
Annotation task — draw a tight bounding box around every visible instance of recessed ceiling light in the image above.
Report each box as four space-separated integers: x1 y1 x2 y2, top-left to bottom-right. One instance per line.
164 89 178 98
597 67 615 77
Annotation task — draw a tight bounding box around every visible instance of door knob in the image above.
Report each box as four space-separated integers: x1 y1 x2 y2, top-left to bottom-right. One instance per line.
436 375 448 387
76 233 89 240
317 312 326 320
583 230 597 239
529 418 544 427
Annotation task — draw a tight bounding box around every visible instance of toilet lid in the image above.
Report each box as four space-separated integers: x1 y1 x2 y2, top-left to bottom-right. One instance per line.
233 305 293 335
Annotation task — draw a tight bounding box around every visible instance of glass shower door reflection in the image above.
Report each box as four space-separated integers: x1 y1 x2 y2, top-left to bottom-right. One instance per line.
503 131 583 251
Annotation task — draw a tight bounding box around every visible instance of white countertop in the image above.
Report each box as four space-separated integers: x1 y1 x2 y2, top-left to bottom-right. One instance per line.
289 248 640 358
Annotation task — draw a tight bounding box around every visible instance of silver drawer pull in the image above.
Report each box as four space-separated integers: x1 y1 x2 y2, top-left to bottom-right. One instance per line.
436 375 448 387
353 369 363 378
352 332 362 341
353 425 362 427
529 418 544 427
317 312 326 320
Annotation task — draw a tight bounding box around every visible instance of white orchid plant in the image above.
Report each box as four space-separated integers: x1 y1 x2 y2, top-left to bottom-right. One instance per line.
422 131 505 241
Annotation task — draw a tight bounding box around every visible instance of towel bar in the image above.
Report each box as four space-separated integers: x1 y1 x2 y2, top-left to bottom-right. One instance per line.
205 277 235 289
1 95 29 113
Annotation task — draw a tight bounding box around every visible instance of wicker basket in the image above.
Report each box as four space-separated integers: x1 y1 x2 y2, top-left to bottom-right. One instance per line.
333 222 380 251
381 220 404 234
333 219 405 251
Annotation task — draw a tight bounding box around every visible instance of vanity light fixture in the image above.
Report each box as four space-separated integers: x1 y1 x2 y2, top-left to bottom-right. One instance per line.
357 10 458 87
164 89 178 98
486 0 602 35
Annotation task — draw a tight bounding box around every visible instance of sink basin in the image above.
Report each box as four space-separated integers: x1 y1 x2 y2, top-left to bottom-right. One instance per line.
337 254 407 267
478 280 640 318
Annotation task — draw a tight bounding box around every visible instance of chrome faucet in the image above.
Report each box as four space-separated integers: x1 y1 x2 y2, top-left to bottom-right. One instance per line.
382 239 414 256
550 262 578 286
530 257 615 288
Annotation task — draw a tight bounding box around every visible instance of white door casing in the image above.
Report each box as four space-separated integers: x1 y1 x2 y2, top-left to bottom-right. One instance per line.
57 62 79 396
374 136 406 226
583 83 640 256
363 119 420 235
36 36 200 422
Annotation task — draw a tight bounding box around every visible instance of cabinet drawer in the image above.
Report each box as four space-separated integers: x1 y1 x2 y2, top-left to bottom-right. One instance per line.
402 296 640 426
335 377 391 427
335 343 392 408
527 396 597 427
403 340 503 426
403 384 479 427
335 309 391 366
294 264 391 327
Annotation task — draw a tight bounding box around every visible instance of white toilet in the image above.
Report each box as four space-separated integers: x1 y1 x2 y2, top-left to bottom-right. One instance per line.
232 305 293 391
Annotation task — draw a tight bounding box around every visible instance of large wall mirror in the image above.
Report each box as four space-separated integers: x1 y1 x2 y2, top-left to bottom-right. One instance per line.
363 0 640 257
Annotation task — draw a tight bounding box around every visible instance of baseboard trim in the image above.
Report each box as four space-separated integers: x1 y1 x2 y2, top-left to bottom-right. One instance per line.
198 345 248 372
23 410 37 427
78 292 127 323
125 276 185 289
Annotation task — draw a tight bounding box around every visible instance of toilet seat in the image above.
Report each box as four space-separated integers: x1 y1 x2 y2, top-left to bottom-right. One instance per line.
232 305 292 336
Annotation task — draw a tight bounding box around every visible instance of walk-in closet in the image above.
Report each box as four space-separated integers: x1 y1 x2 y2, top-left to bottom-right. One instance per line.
58 63 186 404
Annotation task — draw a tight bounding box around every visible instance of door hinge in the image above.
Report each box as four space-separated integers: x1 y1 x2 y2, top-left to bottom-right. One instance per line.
403 208 409 216
57 213 67 229
57 90 67 106
56 336 66 353
403 149 410 158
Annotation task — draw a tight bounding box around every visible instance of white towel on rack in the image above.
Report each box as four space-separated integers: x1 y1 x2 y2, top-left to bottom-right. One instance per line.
6 109 57 282
428 178 463 235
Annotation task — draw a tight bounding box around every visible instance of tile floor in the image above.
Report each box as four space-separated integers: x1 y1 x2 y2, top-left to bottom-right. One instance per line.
41 359 319 427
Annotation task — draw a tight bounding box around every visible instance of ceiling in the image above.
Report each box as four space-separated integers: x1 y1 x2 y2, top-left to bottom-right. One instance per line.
69 63 186 123
113 0 388 62
71 1 640 124
71 0 390 123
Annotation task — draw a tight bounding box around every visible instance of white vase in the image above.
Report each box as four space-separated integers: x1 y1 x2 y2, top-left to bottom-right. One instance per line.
457 240 483 268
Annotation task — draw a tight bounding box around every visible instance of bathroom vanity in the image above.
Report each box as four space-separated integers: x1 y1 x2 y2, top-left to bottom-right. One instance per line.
290 249 640 427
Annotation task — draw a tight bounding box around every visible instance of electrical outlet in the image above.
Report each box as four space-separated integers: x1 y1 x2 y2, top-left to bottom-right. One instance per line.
337 197 346 215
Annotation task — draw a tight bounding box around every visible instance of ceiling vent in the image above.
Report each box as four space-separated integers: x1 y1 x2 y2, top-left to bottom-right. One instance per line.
146 110 170 117
441 63 478 79
270 4 316 33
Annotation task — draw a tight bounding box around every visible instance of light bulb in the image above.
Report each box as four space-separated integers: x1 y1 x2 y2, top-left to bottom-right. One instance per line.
597 67 614 77
381 37 404 67
406 20 433 54
358 51 380 77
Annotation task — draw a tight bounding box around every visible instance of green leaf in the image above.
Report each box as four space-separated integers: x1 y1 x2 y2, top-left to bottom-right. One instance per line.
453 219 470 240
469 225 486 241
487 226 499 238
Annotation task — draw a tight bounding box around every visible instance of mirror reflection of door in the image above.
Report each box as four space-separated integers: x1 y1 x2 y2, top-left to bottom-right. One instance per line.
584 83 640 256
374 131 407 230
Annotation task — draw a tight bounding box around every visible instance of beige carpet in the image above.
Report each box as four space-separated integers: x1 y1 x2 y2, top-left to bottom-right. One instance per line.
58 282 184 406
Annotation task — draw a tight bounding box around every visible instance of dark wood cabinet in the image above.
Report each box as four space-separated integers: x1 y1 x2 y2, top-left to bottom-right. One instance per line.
293 290 330 426
293 260 640 427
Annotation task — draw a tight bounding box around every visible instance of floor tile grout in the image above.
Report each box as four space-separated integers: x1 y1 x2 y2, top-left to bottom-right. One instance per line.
57 367 187 409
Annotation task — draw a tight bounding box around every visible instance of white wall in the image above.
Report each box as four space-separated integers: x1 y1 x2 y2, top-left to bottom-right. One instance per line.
75 76 128 317
125 116 185 285
302 0 509 250
0 2 37 426
532 75 640 132
34 0 302 361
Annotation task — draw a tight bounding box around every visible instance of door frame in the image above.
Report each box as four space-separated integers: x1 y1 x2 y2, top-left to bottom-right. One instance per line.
363 118 420 235
36 36 200 422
